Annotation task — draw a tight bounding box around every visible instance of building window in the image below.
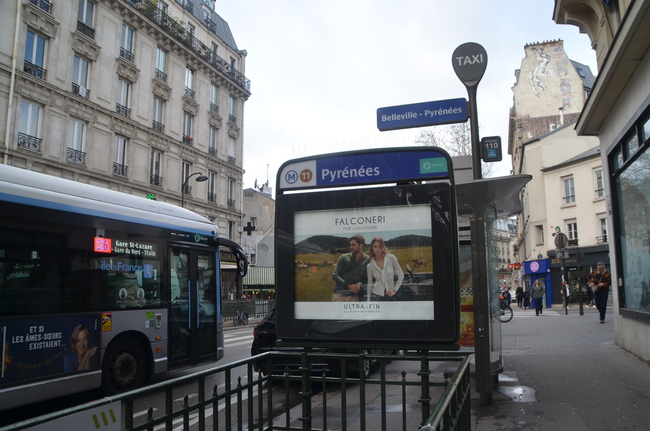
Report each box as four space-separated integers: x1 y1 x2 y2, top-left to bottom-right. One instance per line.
182 113 192 145
210 83 219 112
152 97 164 132
116 78 130 118
566 219 578 244
228 221 235 240
24 30 47 80
181 161 192 195
535 225 544 246
150 149 163 186
228 96 236 123
208 171 216 203
18 100 42 152
597 214 608 243
67 119 86 164
72 56 89 98
120 24 135 62
77 0 95 37
594 169 604 198
155 47 167 81
113 136 128 177
208 126 217 156
562 176 575 204
227 177 235 208
228 137 235 165
185 66 195 98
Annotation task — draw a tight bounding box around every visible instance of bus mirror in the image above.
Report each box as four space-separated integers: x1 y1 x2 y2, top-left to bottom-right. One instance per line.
215 237 249 277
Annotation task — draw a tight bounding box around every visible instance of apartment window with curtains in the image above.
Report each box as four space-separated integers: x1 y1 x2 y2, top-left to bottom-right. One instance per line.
72 56 89 98
228 96 236 123
183 113 192 145
155 47 167 81
120 24 135 62
594 169 604 198
67 119 86 164
185 67 195 98
208 126 217 156
152 97 164 133
208 171 216 203
18 101 42 152
116 78 130 118
562 176 575 204
24 30 47 80
181 161 192 196
227 178 235 209
210 84 219 112
113 136 128 177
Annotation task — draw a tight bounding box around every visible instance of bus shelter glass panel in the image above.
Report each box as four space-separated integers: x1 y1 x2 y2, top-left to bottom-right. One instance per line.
485 205 503 373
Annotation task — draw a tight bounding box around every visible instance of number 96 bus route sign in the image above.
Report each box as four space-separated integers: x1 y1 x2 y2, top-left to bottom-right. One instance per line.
278 147 451 191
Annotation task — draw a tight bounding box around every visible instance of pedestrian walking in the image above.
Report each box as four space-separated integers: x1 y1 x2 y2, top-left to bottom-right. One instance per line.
588 262 611 323
516 285 524 309
532 279 545 316
523 289 531 309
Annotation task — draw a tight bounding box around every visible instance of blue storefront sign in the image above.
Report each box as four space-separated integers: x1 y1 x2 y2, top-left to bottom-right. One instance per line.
524 259 550 274
377 98 468 131
278 147 450 190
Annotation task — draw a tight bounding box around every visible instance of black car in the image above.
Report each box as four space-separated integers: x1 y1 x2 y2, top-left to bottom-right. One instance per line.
251 308 394 377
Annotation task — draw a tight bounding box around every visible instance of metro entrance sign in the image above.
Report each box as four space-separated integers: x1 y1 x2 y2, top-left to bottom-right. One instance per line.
376 98 467 131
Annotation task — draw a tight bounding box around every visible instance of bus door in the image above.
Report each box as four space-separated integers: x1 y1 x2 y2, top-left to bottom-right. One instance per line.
169 246 218 366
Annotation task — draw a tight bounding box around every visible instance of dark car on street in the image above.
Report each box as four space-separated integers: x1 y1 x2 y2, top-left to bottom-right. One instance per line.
251 308 394 377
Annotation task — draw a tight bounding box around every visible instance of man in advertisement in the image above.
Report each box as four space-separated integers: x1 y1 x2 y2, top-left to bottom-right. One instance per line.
331 235 369 302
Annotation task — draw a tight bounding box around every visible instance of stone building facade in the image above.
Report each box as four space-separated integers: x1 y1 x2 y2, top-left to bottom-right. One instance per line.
0 0 250 243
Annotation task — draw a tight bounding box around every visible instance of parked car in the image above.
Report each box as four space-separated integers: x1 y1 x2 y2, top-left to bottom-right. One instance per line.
251 308 395 377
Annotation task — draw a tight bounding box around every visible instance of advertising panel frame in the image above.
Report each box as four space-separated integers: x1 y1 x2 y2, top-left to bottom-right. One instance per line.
275 147 460 347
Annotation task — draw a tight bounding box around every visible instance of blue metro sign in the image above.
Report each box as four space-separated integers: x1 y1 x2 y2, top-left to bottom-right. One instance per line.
377 98 468 131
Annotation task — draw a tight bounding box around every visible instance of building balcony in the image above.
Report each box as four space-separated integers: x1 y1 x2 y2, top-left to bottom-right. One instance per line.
228 155 236 165
113 162 128 177
67 147 85 165
210 103 218 113
209 146 217 156
17 132 41 152
208 192 216 203
116 103 131 118
596 234 608 244
184 87 195 99
152 120 164 133
150 174 163 187
568 239 579 246
29 0 52 14
182 135 193 146
120 47 134 63
71 82 90 99
24 62 47 80
128 0 251 93
155 68 167 82
76 21 95 39
228 114 236 123
227 198 235 209
182 184 192 196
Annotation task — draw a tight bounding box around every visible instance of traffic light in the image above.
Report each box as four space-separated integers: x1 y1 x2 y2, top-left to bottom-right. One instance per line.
480 136 502 162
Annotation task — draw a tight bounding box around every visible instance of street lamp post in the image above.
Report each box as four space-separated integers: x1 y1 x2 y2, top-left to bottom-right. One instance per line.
181 172 208 208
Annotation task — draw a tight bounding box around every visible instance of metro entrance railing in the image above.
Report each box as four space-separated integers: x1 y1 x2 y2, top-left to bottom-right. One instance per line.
1 352 471 431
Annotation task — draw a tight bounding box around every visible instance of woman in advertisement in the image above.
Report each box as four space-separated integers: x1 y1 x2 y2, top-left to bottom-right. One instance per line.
366 236 404 300
63 324 99 372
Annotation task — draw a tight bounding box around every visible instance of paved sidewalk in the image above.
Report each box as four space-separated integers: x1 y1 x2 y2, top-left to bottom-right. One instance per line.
471 306 650 430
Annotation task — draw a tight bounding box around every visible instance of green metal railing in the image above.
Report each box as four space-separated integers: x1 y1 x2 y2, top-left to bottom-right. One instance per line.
1 352 471 431
223 299 274 323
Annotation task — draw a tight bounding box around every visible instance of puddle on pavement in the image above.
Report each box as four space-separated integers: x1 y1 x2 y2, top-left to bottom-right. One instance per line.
498 385 537 403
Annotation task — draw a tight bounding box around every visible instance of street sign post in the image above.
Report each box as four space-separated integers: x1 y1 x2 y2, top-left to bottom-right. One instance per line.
376 98 468 131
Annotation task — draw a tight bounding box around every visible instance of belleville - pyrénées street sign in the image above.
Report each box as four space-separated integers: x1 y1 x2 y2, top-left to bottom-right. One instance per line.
376 97 468 131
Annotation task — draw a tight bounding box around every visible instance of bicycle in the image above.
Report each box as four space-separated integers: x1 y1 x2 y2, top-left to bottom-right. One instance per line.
234 308 249 326
497 298 513 323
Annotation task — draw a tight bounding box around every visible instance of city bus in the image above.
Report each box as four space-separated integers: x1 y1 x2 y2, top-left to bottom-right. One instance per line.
0 164 248 410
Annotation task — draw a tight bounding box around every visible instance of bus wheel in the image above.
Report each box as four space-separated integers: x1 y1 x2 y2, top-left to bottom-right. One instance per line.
102 338 147 395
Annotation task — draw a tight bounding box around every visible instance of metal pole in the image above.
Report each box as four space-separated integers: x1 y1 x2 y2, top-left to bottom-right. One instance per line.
467 85 482 180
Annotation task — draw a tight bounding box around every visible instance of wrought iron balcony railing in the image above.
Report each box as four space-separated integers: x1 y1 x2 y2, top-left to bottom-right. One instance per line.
24 62 47 80
120 47 135 63
184 87 195 99
113 162 128 177
29 0 52 13
116 103 131 118
127 0 251 93
208 146 217 156
228 155 236 165
71 82 90 99
208 192 216 203
67 147 85 164
182 184 192 196
210 103 218 113
227 198 235 209
596 234 608 244
76 21 95 39
182 135 193 146
17 132 41 152
228 114 237 123
150 174 163 187
155 68 167 82
152 121 164 133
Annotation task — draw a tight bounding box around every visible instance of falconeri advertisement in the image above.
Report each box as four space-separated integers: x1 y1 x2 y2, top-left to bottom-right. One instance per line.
293 204 434 320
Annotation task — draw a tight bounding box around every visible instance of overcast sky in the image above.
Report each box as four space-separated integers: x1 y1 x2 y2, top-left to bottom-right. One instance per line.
215 1 597 193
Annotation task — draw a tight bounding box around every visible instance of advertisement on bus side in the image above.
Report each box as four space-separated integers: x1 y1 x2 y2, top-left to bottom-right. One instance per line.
0 315 101 386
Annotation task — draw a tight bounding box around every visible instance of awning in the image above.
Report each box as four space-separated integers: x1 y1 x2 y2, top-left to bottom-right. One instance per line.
244 266 275 286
